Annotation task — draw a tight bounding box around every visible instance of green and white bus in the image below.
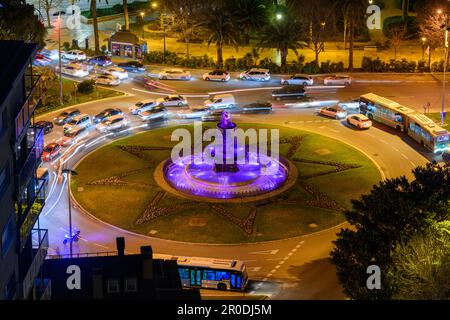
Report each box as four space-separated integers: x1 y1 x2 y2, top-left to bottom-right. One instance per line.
155 255 248 291
359 93 450 153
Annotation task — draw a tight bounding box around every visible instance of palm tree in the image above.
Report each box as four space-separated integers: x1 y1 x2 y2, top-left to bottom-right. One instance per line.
258 16 305 67
335 0 367 71
198 8 239 67
123 0 129 31
230 0 270 45
90 0 100 54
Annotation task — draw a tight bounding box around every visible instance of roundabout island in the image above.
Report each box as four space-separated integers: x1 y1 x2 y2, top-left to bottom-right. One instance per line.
70 117 381 244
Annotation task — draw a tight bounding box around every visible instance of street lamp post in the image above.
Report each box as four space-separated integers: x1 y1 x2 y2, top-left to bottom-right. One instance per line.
438 9 449 125
58 13 63 106
421 37 426 61
62 169 78 258
140 12 145 39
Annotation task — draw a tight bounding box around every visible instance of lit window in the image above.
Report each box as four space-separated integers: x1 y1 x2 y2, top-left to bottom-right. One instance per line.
178 268 189 279
107 279 119 294
215 271 230 281
202 270 215 281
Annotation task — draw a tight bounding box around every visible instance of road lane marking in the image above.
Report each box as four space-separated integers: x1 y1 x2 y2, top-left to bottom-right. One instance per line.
247 267 262 272
249 249 279 255
391 146 399 152
401 153 409 160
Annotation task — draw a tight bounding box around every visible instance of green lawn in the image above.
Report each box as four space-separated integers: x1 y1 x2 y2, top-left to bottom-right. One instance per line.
35 78 123 116
72 123 381 243
426 112 449 128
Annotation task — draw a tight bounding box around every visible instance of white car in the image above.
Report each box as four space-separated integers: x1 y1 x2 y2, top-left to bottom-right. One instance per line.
129 99 158 115
96 115 129 132
57 65 89 78
324 75 352 85
94 74 120 86
158 69 191 80
202 70 230 82
67 61 94 72
280 74 313 86
138 106 168 121
319 106 347 119
101 67 129 80
61 50 87 61
63 114 91 133
346 114 372 129
180 106 212 119
338 99 360 111
156 95 188 107
239 68 270 81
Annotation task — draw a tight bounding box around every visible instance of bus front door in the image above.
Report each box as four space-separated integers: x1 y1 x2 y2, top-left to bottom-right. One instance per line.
190 269 201 287
230 273 243 290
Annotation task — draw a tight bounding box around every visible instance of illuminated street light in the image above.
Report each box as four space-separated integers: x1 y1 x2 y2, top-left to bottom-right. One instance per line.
151 2 158 9
140 12 145 39
276 13 283 20
421 37 427 60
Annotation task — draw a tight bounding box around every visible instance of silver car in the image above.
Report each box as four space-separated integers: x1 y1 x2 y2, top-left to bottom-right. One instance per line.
280 74 314 86
156 95 188 107
138 106 168 121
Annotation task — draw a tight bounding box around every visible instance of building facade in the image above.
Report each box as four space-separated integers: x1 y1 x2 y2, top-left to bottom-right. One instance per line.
0 41 50 300
43 238 201 300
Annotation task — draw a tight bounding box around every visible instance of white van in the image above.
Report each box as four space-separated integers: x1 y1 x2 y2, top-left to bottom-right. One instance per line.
203 94 235 109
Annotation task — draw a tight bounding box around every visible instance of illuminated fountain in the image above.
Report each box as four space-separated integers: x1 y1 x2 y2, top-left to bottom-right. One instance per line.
161 112 291 200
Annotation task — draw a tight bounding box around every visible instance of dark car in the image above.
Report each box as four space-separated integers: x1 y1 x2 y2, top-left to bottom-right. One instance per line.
92 108 123 124
271 85 306 100
201 110 226 122
34 120 54 134
88 55 112 67
239 102 272 114
117 61 146 73
52 109 81 125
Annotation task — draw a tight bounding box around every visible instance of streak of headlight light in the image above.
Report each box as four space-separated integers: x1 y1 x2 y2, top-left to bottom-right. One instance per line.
61 143 86 166
46 171 59 200
43 173 67 216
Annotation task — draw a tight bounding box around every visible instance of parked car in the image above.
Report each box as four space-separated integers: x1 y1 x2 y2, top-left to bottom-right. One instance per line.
202 70 230 82
203 94 235 109
101 67 128 80
346 114 372 129
138 106 168 121
96 115 129 132
94 74 120 86
88 55 112 67
157 95 188 107
158 69 191 80
53 109 81 125
93 108 123 124
319 106 347 119
117 61 146 73
239 102 272 114
272 86 306 100
239 68 270 81
56 127 88 147
129 99 158 115
280 74 313 86
324 75 352 85
34 120 53 134
57 64 89 78
61 50 86 61
41 143 61 162
63 114 91 133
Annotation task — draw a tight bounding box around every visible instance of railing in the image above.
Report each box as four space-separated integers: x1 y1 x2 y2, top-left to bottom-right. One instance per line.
16 127 44 190
18 178 46 247
34 278 51 300
15 75 41 140
22 229 48 300
47 251 119 259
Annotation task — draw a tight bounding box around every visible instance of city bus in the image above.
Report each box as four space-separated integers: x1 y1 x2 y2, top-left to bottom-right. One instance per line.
359 93 450 153
155 254 248 291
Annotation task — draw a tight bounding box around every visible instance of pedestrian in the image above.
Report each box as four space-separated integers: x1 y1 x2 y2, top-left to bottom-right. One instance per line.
427 102 431 114
423 103 427 114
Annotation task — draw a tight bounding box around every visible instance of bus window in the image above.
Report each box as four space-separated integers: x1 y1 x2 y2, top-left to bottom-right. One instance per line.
216 271 230 281
202 270 215 281
394 113 403 123
230 273 242 289
178 267 190 280
190 269 201 286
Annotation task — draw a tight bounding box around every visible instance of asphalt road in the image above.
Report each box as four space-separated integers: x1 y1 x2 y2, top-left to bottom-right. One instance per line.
36 66 442 299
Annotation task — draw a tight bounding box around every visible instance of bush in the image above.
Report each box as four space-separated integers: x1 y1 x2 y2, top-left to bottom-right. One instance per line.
77 80 95 94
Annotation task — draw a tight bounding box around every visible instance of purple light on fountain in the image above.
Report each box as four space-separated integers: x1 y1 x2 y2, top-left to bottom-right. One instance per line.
163 112 288 199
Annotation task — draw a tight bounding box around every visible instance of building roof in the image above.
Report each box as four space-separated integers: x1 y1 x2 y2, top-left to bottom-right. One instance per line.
110 31 140 45
0 40 38 108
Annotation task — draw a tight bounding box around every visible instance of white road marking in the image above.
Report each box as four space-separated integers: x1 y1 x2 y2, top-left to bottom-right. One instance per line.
401 153 409 160
249 249 279 255
391 146 399 152
247 267 262 272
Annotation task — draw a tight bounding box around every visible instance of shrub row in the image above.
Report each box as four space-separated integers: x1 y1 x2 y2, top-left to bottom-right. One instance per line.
362 57 448 73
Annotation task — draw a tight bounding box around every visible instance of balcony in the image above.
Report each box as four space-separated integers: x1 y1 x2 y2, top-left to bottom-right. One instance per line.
16 126 44 192
15 74 41 140
21 228 48 300
17 178 46 247
34 278 52 300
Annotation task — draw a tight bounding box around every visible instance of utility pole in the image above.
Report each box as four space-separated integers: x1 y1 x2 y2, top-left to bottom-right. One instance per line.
58 13 63 105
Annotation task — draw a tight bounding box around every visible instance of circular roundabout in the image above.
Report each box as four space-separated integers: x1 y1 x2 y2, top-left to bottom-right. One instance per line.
71 122 381 244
